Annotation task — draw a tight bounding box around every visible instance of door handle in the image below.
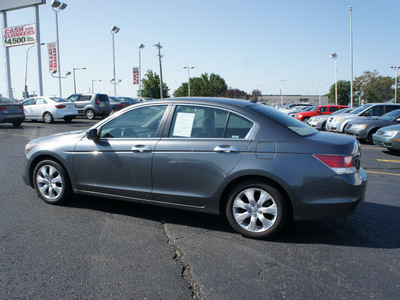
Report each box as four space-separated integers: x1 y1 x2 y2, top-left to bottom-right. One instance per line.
214 145 240 153
131 145 152 152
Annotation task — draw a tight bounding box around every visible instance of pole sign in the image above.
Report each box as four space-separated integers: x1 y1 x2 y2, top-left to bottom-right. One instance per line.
3 24 36 47
48 42 57 73
133 67 139 85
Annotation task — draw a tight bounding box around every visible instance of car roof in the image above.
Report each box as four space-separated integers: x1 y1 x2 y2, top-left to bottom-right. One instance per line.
145 97 255 110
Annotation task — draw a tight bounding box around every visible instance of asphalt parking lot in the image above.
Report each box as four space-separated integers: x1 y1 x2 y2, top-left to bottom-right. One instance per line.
0 119 399 299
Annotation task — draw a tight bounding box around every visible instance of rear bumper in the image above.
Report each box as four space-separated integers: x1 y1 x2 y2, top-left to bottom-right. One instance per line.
0 114 25 123
291 168 367 221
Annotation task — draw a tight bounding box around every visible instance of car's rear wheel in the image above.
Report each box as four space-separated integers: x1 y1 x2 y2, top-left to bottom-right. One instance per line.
64 117 73 123
12 121 22 127
226 181 288 239
85 109 95 120
43 112 54 123
33 160 71 205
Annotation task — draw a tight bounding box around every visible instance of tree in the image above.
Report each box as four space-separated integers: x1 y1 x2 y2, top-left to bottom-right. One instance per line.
251 90 262 102
173 73 227 97
221 88 250 100
353 70 394 103
328 80 351 105
140 70 170 99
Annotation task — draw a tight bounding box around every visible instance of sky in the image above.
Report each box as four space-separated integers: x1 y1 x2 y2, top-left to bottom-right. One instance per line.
1 0 400 99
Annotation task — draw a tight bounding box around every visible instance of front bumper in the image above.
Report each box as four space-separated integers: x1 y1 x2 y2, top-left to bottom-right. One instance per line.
372 135 400 151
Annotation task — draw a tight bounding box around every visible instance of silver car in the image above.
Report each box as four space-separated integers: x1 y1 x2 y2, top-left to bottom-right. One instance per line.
22 98 367 239
326 103 400 133
308 107 353 130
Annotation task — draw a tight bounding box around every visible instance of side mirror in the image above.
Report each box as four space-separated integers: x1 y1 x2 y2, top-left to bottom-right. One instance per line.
86 128 99 141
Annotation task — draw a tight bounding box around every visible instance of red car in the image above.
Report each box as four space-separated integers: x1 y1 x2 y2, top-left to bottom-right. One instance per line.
294 105 349 122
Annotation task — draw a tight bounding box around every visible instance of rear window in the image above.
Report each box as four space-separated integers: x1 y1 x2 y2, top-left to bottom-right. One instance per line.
0 97 16 104
98 94 109 102
250 104 317 136
50 97 68 103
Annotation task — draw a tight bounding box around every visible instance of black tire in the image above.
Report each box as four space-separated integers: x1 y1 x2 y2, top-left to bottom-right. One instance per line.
33 160 72 205
85 109 95 120
225 180 288 239
64 117 73 123
321 122 327 131
12 121 22 127
43 112 54 124
367 129 378 144
302 117 310 123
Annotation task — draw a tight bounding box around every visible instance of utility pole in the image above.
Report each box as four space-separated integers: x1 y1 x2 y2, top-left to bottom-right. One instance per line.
154 42 164 99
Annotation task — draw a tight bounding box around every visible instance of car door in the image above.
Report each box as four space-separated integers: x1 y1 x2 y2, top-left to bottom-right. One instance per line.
152 104 256 207
75 95 91 113
22 98 36 119
30 98 48 119
73 105 168 200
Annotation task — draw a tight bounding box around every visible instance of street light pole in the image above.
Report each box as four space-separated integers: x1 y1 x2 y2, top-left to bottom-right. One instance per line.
138 43 145 98
51 0 67 97
330 52 338 105
278 78 286 105
111 25 120 97
183 66 194 97
73 67 86 94
392 66 399 103
350 6 354 108
92 80 102 94
154 42 164 99
316 84 324 106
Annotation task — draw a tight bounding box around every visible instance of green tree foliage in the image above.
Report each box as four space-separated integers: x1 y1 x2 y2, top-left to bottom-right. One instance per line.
328 80 351 105
353 70 394 103
173 73 227 97
140 70 170 99
221 88 250 100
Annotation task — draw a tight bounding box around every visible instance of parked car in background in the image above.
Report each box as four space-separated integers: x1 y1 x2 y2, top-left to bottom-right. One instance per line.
22 97 367 239
326 103 400 133
287 106 316 117
294 105 349 122
372 124 400 152
308 107 353 131
344 109 400 143
277 103 313 113
22 96 78 123
0 97 25 127
67 93 111 119
119 97 140 105
109 96 128 113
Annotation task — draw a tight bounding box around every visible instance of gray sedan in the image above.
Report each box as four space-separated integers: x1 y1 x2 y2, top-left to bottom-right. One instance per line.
0 97 25 127
22 98 367 239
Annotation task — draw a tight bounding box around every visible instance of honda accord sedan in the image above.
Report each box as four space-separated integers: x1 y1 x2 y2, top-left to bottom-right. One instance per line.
22 98 367 239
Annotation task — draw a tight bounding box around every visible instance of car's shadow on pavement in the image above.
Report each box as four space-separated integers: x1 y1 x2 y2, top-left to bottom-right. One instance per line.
381 150 400 157
66 196 400 249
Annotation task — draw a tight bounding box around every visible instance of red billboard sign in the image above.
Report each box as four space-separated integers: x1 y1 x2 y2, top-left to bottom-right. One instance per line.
47 42 57 73
133 67 139 85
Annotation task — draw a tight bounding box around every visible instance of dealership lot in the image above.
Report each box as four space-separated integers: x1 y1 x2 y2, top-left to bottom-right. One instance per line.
0 120 399 299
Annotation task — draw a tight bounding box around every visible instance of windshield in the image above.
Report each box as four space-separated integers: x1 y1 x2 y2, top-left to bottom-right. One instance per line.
350 104 372 114
332 108 352 115
250 104 317 137
379 109 400 121
50 97 68 103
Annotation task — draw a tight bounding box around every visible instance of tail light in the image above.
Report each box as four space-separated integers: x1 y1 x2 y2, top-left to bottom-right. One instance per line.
0 107 5 111
314 154 359 174
118 103 125 107
55 104 66 109
19 105 24 111
95 96 99 105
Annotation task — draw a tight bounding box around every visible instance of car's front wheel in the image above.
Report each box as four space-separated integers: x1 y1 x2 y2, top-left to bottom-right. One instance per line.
33 160 71 205
226 181 288 239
